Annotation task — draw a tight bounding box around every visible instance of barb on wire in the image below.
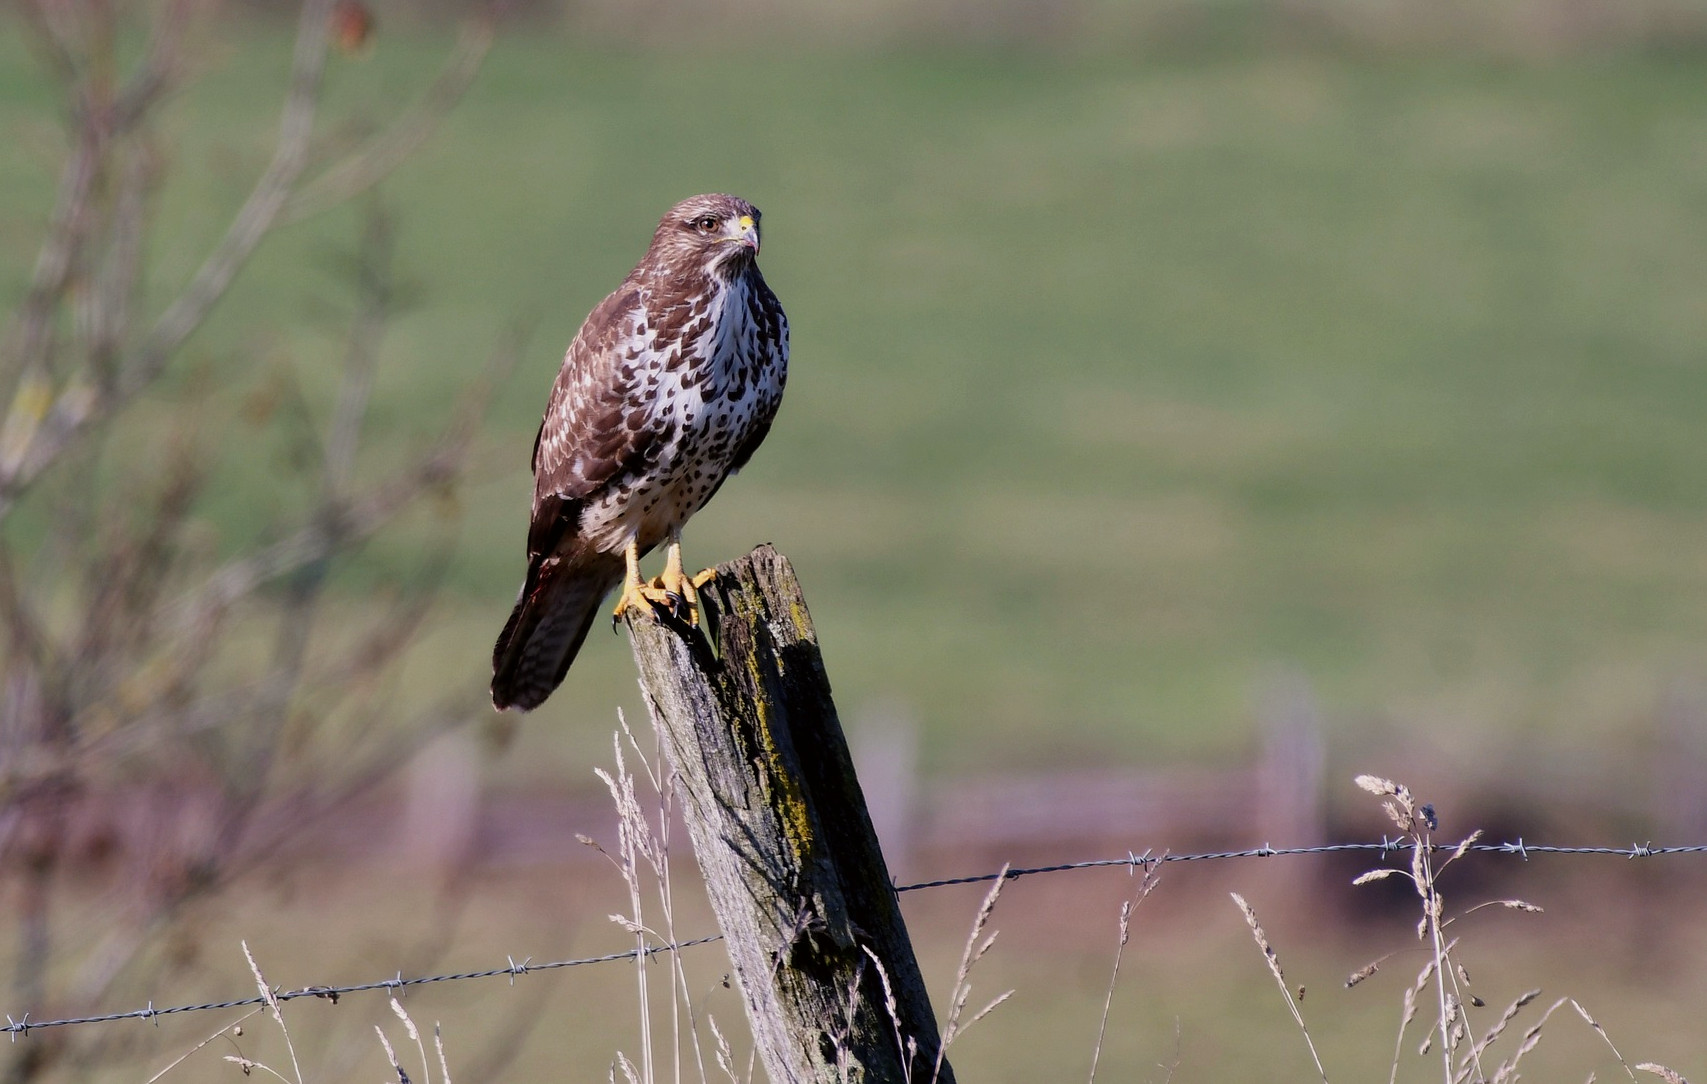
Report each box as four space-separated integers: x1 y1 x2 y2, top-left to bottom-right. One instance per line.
888 839 1707 892
3 837 1703 1038
0 937 724 1039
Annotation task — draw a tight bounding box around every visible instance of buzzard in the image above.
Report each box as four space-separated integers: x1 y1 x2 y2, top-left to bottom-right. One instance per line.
490 194 789 712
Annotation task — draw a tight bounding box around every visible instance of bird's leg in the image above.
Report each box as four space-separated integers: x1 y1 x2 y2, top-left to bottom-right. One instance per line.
653 536 701 626
612 539 671 621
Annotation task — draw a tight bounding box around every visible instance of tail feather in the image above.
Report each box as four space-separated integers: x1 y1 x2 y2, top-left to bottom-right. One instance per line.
491 554 622 711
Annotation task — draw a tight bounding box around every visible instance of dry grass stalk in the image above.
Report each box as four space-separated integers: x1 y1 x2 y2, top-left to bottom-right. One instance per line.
1452 988 1541 1083
1345 952 1394 990
621 710 712 1084
596 711 718 1084
381 997 441 1084
1229 892 1328 1082
242 941 304 1084
223 1054 293 1084
707 1014 748 1084
157 945 463 1082
144 1007 266 1083
932 866 1014 1084
613 1051 644 1084
1444 900 1545 929
1154 1018 1183 1084
828 956 867 1082
376 1026 407 1083
862 944 920 1084
1389 983 1420 1084
1348 775 1677 1084
1635 1064 1691 1084
1353 773 1537 1084
1088 857 1162 1084
434 1023 454 1084
1572 1000 1640 1082
1490 996 1568 1083
597 737 660 1084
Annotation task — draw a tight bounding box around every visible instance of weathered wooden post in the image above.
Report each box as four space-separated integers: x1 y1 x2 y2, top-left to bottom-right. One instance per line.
624 544 954 1084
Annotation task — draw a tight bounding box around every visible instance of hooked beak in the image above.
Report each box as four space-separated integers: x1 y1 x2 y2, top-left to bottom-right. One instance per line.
723 214 760 255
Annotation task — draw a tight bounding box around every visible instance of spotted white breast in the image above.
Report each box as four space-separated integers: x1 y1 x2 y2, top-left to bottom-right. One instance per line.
576 271 788 554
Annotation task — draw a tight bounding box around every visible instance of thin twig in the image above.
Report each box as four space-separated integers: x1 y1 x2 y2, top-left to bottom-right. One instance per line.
281 16 495 224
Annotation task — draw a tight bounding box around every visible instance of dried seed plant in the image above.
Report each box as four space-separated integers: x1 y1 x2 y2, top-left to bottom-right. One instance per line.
208 943 304 1084
594 711 715 1084
932 867 1014 1084
1348 775 1513 1083
0 2 499 1079
1229 892 1329 1082
143 1006 267 1084
707 1013 752 1084
244 940 306 1084
1088 856 1163 1084
149 945 461 1083
375 997 453 1084
1342 775 1684 1084
863 944 918 1084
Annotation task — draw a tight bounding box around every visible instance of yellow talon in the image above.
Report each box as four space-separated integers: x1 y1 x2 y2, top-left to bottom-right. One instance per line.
655 539 703 626
613 540 670 620
612 538 707 626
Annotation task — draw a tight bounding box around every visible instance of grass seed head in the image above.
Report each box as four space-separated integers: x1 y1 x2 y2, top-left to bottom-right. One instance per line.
1344 953 1392 989
1354 868 1405 886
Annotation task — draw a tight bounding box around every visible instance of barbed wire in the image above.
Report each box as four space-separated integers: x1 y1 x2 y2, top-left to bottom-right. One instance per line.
890 838 1707 891
0 937 723 1040
5 836 1703 1039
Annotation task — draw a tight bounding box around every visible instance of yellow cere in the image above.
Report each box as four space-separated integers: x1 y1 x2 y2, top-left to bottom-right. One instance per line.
738 215 754 231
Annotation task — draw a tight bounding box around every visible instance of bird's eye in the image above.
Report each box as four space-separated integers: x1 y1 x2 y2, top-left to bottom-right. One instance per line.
694 215 719 232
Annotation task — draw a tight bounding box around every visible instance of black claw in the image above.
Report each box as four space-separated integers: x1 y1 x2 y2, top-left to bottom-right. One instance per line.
663 590 688 621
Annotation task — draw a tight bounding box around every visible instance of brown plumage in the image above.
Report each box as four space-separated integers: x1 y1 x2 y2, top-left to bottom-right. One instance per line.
491 194 789 711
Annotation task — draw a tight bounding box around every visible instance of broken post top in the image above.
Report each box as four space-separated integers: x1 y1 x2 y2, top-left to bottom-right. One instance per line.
623 544 953 1084
685 543 823 656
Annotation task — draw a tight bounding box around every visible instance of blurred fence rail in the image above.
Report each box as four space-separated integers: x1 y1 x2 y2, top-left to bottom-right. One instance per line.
2 835 1703 1039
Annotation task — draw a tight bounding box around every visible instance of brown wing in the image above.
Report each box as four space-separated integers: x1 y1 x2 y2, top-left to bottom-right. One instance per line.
525 282 668 561
491 281 675 712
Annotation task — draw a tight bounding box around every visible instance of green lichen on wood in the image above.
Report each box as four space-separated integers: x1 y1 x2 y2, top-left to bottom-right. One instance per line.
741 652 817 866
786 596 812 640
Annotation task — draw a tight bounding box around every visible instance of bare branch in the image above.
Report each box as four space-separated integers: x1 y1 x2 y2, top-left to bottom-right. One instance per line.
14 0 81 90
122 0 334 387
281 16 496 225
110 0 200 134
322 204 396 497
0 120 101 401
0 0 338 519
83 138 155 389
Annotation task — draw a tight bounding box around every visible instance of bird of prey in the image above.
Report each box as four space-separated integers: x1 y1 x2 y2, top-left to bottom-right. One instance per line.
490 194 789 712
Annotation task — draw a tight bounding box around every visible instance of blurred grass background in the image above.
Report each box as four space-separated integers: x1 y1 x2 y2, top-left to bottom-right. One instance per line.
9 9 1706 778
4 2 1707 1077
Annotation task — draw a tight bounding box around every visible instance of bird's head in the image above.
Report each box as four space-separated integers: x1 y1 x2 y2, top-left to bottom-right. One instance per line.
649 194 763 282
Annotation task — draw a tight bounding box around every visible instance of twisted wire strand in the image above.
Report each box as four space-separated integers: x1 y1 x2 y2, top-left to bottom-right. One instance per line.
5 837 1703 1038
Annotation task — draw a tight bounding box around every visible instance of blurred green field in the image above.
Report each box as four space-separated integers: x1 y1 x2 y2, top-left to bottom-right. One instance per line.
6 27 1707 780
